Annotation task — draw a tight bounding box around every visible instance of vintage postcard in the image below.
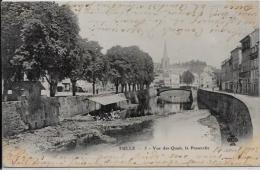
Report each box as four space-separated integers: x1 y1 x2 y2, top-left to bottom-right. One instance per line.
2 0 260 168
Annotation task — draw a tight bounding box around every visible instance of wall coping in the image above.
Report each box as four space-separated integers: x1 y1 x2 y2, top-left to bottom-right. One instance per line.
199 88 260 138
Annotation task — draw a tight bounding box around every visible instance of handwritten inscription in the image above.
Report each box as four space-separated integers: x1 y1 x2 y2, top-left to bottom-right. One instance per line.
3 145 260 167
66 2 258 41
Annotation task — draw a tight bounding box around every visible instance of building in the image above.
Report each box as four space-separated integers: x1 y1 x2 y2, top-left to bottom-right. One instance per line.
23 74 91 96
240 33 252 94
199 66 217 89
192 73 200 88
154 41 183 88
153 63 161 75
221 28 259 96
169 73 180 88
153 74 163 87
221 56 240 92
56 78 106 94
240 28 259 95
57 79 71 92
231 46 242 93
160 41 170 71
249 29 259 96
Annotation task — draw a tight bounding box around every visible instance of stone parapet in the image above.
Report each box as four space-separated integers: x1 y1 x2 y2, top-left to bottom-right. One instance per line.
198 88 260 143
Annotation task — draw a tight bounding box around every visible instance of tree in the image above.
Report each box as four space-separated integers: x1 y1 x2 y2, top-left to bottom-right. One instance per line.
11 2 80 97
143 54 154 88
66 38 91 96
99 55 111 89
84 41 105 95
181 70 195 85
107 45 154 93
123 46 154 90
106 46 131 93
1 2 36 101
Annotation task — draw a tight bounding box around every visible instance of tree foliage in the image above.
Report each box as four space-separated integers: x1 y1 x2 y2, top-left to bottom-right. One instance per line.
66 38 91 96
10 2 80 96
107 46 154 93
83 41 107 94
1 2 36 100
181 70 195 85
2 2 155 98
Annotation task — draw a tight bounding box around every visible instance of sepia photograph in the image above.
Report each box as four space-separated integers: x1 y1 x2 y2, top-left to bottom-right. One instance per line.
1 0 260 168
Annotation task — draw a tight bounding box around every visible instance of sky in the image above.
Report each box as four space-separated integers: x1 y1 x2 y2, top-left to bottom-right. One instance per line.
66 1 259 68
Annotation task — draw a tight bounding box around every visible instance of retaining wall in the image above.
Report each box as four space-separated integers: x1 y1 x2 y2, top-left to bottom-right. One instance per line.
57 96 100 120
2 95 101 136
197 89 253 142
2 101 28 136
2 97 59 136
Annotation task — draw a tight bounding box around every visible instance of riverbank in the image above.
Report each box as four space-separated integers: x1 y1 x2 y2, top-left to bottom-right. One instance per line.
3 114 165 154
3 108 225 167
3 88 227 167
197 88 260 145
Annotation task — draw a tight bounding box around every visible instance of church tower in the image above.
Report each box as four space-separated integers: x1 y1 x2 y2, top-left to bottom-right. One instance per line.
160 41 170 71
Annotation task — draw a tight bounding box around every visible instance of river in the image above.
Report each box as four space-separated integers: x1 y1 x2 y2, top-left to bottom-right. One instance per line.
62 89 221 156
4 89 239 166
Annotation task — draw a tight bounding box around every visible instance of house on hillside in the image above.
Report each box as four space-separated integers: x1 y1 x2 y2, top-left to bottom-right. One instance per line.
199 66 217 89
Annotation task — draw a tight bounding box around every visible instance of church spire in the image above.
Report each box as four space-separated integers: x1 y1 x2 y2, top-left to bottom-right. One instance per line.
161 40 170 70
163 40 169 59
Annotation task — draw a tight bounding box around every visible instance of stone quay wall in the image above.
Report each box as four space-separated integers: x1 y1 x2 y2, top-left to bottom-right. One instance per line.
2 101 28 136
197 89 253 141
57 96 100 120
2 95 100 136
2 97 59 136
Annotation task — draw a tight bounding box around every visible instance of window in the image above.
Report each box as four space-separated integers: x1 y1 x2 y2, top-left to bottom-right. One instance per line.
63 83 70 91
242 39 251 51
57 86 63 92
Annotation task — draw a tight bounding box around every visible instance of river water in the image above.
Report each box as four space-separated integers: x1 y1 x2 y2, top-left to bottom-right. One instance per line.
66 89 222 156
3 89 256 167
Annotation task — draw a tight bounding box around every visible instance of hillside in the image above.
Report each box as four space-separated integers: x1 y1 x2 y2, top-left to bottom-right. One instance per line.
170 60 219 75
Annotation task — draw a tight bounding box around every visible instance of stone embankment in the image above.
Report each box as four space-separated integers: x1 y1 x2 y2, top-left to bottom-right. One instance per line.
197 89 260 143
2 95 106 136
3 115 163 152
3 89 152 136
3 88 161 152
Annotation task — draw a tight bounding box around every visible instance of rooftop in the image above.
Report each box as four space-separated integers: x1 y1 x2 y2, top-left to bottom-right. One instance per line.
88 94 127 105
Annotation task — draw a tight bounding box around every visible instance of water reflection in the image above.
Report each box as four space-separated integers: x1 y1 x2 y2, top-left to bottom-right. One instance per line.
150 89 193 114
114 91 194 144
126 89 194 118
156 97 192 112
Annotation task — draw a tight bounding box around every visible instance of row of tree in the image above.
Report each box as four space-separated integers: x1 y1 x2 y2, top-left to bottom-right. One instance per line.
107 46 154 93
1 2 154 99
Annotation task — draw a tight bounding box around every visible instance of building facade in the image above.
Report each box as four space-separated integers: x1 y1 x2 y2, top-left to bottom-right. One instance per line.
192 73 200 88
221 28 259 96
199 66 217 89
221 58 233 92
231 46 242 93
249 29 259 95
240 34 252 94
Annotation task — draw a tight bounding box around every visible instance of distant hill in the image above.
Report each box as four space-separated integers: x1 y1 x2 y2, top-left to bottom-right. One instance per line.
153 60 220 75
170 60 219 75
